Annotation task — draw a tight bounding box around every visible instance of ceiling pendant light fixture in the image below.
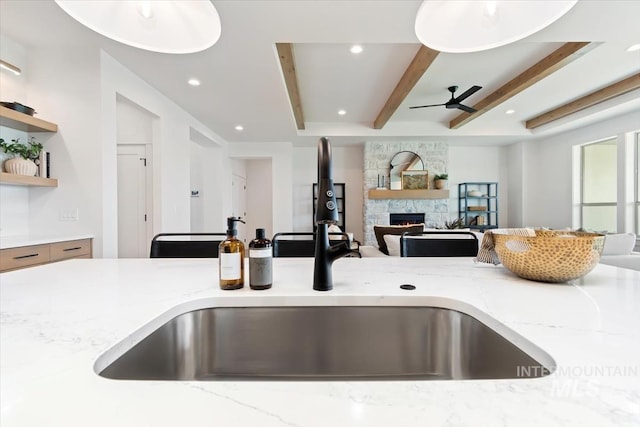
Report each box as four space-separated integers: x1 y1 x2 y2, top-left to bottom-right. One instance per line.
415 0 578 53
54 0 221 54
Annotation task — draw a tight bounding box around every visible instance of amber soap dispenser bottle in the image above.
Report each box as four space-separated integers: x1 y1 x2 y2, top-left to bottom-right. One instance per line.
219 217 245 290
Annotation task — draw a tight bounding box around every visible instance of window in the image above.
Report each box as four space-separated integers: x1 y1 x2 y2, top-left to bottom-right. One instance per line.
636 133 640 236
580 138 617 232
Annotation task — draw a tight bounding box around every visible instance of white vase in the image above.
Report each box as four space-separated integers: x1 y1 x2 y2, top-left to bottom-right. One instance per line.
4 158 37 176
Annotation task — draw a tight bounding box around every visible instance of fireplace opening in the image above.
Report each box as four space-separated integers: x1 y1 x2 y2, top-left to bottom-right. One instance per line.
390 213 425 225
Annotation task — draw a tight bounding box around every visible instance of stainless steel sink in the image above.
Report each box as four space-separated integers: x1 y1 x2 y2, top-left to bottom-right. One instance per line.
98 306 553 381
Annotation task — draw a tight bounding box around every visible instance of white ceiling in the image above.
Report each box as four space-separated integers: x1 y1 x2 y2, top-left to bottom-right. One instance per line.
1 0 639 147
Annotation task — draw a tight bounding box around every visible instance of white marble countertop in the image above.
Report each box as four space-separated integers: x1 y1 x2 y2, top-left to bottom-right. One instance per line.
0 234 94 249
1 258 639 427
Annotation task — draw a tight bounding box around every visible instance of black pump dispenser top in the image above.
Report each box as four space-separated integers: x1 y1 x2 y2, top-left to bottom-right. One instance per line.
226 217 245 237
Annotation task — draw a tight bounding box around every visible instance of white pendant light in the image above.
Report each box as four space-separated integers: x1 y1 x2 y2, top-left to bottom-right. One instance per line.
415 0 578 53
54 0 221 54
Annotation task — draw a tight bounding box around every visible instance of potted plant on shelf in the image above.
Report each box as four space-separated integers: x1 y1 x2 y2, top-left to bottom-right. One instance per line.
433 173 448 189
0 137 43 176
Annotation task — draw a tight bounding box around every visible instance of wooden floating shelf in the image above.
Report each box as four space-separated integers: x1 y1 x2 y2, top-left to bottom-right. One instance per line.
0 172 58 187
368 189 449 200
0 106 58 133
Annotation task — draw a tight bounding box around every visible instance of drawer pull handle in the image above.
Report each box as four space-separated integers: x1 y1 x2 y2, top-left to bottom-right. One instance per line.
63 247 82 252
14 253 39 260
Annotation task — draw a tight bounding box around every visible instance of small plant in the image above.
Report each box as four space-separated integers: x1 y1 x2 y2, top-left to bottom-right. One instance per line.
434 173 448 180
444 217 465 229
0 137 43 160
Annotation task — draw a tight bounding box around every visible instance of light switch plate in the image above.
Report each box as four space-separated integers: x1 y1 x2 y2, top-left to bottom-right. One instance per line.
59 208 79 221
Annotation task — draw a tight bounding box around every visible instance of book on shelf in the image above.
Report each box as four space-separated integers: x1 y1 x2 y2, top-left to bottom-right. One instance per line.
37 151 50 178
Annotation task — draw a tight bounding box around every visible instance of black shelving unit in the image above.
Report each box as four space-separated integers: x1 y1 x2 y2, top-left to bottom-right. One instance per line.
313 183 345 232
458 182 498 231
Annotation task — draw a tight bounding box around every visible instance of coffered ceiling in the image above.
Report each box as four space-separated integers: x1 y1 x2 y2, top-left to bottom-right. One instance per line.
1 0 639 147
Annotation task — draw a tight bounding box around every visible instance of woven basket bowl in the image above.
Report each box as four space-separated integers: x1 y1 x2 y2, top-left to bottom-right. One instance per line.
493 230 605 283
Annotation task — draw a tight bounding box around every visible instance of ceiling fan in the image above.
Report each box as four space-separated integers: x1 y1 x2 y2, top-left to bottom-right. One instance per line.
410 85 482 113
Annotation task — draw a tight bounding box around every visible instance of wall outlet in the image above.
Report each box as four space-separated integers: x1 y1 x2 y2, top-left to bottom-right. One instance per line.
59 208 79 221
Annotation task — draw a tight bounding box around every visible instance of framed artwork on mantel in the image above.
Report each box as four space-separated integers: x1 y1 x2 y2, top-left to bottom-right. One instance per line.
401 170 429 190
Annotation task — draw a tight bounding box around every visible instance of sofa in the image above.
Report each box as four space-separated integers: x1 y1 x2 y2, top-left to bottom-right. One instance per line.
599 233 640 271
360 225 483 257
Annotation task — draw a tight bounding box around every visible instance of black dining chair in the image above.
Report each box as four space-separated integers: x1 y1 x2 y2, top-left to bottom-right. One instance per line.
272 232 360 258
149 233 226 258
400 231 479 257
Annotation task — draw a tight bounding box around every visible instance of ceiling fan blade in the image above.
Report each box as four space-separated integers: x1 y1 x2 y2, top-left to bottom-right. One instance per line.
409 103 446 109
453 85 482 103
457 104 477 113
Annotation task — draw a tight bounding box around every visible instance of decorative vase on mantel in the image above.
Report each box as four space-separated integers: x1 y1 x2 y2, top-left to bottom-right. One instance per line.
4 157 37 176
433 173 448 190
434 179 447 189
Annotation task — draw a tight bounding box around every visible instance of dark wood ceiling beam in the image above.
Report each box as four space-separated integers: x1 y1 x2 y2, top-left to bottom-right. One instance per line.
526 72 640 129
373 45 440 129
449 42 597 129
276 43 305 130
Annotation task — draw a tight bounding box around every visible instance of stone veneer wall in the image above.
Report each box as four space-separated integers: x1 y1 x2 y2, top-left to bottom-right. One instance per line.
363 141 449 246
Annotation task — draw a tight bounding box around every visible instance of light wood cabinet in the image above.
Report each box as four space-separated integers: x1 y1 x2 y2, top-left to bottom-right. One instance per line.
0 238 92 272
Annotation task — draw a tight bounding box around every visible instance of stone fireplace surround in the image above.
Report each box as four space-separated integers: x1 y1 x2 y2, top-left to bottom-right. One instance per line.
363 141 448 246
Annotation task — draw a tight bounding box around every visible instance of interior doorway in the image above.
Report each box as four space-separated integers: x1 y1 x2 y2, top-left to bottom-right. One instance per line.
117 144 153 257
232 173 247 244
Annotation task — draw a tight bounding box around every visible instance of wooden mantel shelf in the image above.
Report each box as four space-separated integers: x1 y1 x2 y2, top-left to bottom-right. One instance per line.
0 106 58 133
368 189 449 200
0 172 58 187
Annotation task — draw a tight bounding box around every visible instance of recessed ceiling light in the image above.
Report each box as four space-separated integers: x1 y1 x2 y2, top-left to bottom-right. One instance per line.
235 125 244 131
350 45 363 54
338 109 347 115
627 44 640 52
505 109 515 115
188 78 201 86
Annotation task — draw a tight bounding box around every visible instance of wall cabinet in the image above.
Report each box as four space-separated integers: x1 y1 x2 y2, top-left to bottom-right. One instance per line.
0 105 58 187
313 183 346 231
0 238 92 272
458 182 498 231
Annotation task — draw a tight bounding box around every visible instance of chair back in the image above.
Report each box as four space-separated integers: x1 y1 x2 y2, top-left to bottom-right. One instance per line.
400 231 479 257
272 232 351 257
150 233 226 258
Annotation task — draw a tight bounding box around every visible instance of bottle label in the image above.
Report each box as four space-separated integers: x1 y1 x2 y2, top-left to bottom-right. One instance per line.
220 252 241 280
250 248 271 258
249 248 272 287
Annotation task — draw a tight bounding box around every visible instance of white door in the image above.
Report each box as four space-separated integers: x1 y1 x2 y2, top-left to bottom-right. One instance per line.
117 144 152 258
232 173 247 244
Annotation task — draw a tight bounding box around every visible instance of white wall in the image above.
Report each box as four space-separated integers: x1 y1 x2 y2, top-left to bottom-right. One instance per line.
448 145 509 227
246 159 274 239
293 145 364 242
521 110 640 229
506 143 525 228
27 47 103 252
